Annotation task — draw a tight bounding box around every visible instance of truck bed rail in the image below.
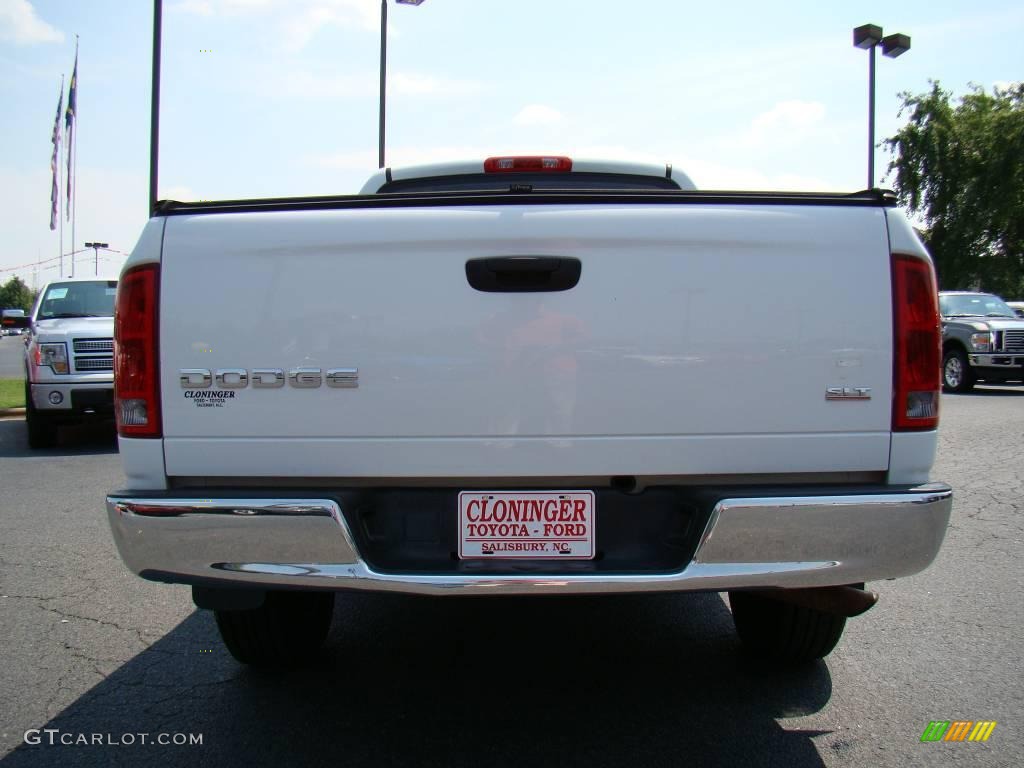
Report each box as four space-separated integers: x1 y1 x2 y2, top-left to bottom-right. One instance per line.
155 188 898 217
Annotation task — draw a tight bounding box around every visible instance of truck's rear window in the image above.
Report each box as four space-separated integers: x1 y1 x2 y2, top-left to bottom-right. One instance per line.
377 172 682 194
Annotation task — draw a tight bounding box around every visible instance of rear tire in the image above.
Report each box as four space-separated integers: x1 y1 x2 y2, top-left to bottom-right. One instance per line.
25 382 58 449
942 348 975 393
214 591 334 667
728 590 847 663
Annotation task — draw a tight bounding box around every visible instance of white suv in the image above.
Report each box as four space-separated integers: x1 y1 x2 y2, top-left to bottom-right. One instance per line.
24 277 117 448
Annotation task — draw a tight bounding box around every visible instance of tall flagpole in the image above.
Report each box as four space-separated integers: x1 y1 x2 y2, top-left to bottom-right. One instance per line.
58 75 64 278
71 35 78 277
59 140 63 276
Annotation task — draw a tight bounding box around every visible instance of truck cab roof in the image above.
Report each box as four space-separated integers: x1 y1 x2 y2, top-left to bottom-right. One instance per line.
360 156 696 194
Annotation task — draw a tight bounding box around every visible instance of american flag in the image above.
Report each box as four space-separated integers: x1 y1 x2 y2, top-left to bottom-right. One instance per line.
65 46 77 220
49 81 63 231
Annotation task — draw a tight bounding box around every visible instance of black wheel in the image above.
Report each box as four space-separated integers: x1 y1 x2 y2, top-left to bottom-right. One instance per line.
25 381 58 449
942 348 975 393
728 590 847 663
214 591 334 667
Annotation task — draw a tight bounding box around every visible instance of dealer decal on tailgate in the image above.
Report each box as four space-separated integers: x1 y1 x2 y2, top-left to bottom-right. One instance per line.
458 491 595 559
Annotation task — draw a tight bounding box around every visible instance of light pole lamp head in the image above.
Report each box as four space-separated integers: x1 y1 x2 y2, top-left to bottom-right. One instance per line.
853 24 883 49
396 0 426 5
881 33 911 58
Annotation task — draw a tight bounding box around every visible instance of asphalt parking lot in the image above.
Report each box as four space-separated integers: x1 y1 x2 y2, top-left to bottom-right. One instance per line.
0 387 1021 767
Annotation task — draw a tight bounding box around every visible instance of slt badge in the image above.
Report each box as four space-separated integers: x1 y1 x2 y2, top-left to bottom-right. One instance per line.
825 386 871 400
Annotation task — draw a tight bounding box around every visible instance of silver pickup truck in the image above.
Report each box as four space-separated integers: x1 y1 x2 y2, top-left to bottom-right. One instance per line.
940 291 1024 392
24 277 117 448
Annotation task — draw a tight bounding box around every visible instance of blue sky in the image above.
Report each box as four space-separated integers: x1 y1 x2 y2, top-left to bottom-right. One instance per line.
1 0 1021 287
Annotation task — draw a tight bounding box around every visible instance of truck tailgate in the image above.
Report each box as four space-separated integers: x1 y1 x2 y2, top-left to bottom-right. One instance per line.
159 203 893 478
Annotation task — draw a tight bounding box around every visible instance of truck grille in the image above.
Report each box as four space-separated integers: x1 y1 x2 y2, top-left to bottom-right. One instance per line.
74 356 114 371
73 338 113 353
1003 330 1024 352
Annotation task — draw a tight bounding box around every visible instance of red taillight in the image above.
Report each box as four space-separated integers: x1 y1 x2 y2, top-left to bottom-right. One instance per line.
483 156 572 173
892 253 940 431
115 263 161 438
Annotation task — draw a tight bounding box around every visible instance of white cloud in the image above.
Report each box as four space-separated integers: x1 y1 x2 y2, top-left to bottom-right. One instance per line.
161 185 200 202
222 0 275 10
566 145 664 165
914 7 1024 43
730 100 827 150
525 143 840 192
314 145 496 172
751 100 826 131
274 69 479 99
680 156 838 192
167 0 377 49
310 149 377 171
282 0 379 51
0 0 63 44
514 104 566 127
168 0 214 16
170 0 334 15
303 146 507 196
277 70 375 99
308 143 839 194
391 72 480 97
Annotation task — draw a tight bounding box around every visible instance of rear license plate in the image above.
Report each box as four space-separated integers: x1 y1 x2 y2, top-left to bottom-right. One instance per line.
458 491 595 559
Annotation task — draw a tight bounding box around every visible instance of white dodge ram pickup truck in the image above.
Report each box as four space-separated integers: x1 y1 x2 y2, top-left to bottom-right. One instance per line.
107 157 952 666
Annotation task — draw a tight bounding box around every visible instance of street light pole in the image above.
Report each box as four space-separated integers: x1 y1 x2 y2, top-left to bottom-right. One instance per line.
379 0 426 169
853 24 911 189
378 0 387 169
85 241 108 276
868 41 876 189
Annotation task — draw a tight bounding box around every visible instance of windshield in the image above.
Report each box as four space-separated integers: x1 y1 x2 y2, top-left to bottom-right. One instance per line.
36 281 118 320
939 294 1017 318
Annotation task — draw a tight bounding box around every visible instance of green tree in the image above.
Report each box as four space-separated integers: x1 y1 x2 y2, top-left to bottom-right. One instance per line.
0 276 35 312
884 81 1024 297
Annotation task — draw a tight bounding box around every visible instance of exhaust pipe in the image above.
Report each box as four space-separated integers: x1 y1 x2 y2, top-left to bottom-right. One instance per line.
750 585 879 617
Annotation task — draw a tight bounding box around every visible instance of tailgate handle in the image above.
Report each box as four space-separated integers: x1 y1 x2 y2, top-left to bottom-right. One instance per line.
465 256 581 293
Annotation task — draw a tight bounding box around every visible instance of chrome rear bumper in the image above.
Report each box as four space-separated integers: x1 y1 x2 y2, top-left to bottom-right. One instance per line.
106 484 952 596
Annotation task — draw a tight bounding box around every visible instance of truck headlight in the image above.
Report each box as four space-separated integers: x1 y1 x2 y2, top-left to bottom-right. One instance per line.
37 342 69 374
970 332 993 352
